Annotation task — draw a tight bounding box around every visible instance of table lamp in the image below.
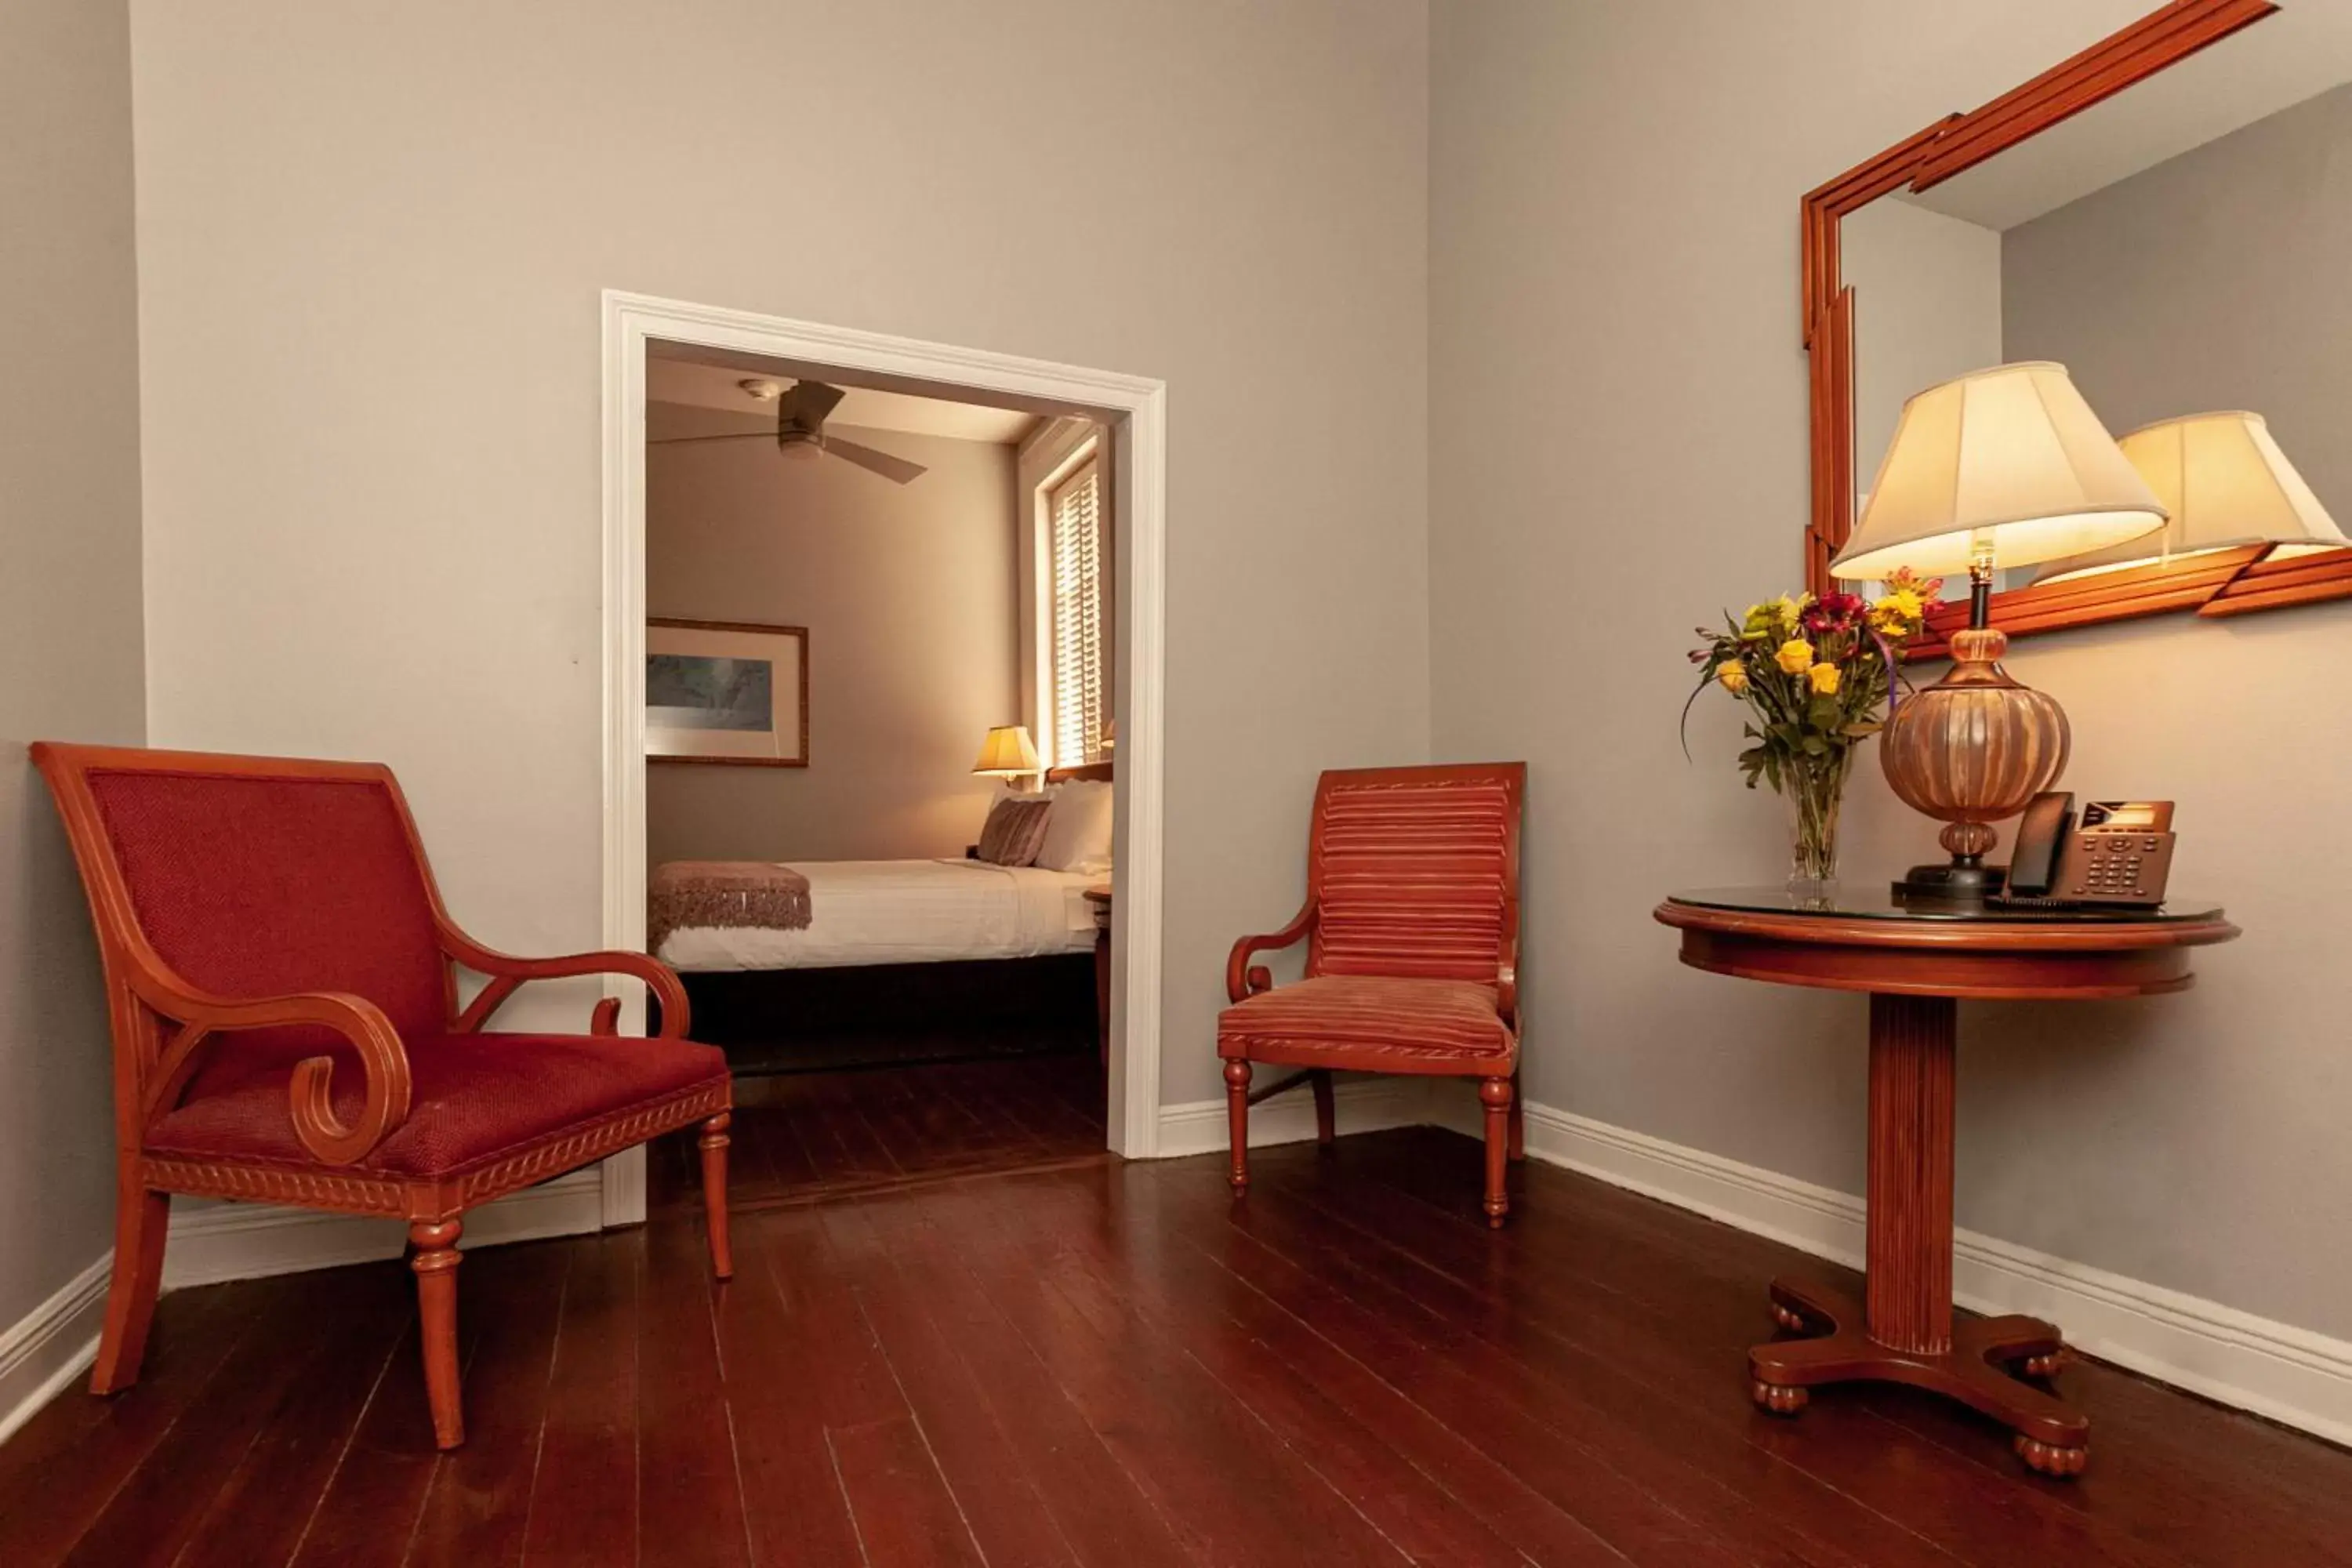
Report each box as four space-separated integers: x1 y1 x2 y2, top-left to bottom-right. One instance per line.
2031 411 2350 585
1831 362 2167 899
971 724 1042 789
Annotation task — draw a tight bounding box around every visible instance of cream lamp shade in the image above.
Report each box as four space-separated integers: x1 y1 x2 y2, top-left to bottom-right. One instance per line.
2032 411 2350 586
971 724 1041 777
1830 362 2168 581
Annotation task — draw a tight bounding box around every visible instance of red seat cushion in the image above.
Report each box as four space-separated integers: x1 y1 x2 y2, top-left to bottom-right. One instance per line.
147 1033 729 1178
1218 976 1514 1073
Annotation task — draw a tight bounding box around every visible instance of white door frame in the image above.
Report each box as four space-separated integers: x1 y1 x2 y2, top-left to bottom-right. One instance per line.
597 291 1169 1213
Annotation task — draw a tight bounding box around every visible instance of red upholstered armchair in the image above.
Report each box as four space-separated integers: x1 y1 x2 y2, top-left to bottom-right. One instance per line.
1219 762 1526 1224
32 744 733 1450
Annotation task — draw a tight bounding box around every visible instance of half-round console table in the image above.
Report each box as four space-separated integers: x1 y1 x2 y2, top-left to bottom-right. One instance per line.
1654 887 2239 1476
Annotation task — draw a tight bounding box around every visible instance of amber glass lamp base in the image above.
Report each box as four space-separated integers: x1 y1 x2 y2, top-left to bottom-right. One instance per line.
1881 625 2070 902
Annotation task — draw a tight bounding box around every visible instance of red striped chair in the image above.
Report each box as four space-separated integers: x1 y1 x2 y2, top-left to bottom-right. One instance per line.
1218 762 1526 1224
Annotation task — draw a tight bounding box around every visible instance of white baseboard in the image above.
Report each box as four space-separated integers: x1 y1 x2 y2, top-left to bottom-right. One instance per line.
0 1167 608 1443
163 1167 608 1290
0 1254 111 1448
1156 1076 1436 1160
1433 1093 2352 1450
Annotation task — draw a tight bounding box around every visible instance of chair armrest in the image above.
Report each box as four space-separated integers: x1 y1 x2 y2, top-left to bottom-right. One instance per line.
441 931 692 1040
1225 899 1316 1004
129 972 413 1167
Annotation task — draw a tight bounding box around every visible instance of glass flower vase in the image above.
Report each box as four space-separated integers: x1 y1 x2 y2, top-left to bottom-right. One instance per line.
1784 749 1853 898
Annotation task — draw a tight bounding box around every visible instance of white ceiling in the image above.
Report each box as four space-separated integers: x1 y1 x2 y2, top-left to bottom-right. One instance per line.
644 356 1038 445
1904 5 2352 231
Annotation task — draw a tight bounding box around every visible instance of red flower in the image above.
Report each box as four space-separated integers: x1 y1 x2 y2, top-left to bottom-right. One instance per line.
1802 592 1866 634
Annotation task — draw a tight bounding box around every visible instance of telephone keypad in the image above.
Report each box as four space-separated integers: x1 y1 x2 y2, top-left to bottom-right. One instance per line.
2056 827 2172 906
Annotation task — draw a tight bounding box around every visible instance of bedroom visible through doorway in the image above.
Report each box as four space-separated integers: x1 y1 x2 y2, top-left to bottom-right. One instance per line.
626 329 1131 1169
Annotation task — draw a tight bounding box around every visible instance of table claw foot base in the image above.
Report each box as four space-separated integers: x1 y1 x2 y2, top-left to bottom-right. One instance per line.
1751 1280 2090 1477
2016 1434 2090 1477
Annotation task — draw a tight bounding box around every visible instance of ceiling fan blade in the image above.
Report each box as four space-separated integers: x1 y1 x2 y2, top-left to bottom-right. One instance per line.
648 430 779 445
778 379 847 427
823 436 927 485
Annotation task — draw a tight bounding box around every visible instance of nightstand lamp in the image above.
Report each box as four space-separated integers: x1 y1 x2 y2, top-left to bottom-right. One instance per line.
1831 362 2167 899
971 724 1043 789
2032 411 2349 585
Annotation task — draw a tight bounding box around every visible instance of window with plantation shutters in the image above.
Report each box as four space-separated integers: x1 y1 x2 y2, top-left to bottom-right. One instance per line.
1047 456 1107 768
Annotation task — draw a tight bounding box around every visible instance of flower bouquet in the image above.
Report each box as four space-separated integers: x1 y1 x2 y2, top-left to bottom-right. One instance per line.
1682 574 1936 889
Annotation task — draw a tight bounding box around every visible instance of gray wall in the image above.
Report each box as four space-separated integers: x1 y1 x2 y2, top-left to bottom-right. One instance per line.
647 423 1018 865
127 0 1431 1107
1430 0 2352 1340
2004 82 2352 540
0 0 148 1328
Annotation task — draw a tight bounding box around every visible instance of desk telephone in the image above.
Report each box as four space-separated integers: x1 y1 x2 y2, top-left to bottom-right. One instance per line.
1996 793 2176 908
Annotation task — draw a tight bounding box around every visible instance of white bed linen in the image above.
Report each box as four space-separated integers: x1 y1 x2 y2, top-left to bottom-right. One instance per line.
656 858 1101 972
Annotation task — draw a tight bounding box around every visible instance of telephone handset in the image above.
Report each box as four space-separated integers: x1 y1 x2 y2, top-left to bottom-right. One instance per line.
1997 793 2176 908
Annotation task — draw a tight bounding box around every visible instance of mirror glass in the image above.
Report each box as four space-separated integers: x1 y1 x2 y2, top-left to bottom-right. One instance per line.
1842 5 2352 601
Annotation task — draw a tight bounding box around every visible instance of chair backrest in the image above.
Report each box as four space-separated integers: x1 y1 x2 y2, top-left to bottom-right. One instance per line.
33 746 456 1064
1305 762 1524 985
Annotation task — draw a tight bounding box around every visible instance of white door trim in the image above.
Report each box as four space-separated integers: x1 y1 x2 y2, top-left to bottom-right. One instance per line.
598 291 1169 1175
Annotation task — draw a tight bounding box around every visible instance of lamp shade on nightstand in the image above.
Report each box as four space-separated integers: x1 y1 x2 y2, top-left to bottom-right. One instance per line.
2033 412 2350 585
1831 363 2167 902
971 724 1041 778
1832 362 2167 581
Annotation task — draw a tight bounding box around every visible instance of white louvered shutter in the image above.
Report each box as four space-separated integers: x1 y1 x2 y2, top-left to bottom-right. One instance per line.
1047 458 1106 768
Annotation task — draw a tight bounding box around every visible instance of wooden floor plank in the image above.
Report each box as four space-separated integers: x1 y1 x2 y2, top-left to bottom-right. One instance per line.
0 1278 258 1561
717 1207 898 1567
7 1059 2352 1568
819 1203 1081 1568
927 1178 1413 1566
401 1240 575 1568
517 1232 641 1568
966 1169 1584 1566
849 1191 1198 1567
637 1214 752 1568
63 1267 397 1568
1283 1133 2194 1568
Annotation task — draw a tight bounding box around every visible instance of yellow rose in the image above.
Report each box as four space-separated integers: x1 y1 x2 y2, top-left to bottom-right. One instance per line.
1718 660 1748 694
1775 638 1814 674
1878 589 1925 623
1808 662 1841 695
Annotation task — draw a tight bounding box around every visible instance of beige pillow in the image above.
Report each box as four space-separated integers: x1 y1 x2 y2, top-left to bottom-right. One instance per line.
1036 779 1113 873
976 794 1054 866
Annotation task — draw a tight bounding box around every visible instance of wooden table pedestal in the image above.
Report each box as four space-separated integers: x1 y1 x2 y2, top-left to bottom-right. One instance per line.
1657 890 2238 1479
1750 993 2084 1476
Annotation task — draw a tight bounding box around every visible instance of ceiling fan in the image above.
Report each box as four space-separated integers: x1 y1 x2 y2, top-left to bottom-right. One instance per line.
648 378 927 484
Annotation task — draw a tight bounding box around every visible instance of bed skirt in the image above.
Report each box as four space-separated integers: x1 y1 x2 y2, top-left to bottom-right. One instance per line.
658 955 1095 1076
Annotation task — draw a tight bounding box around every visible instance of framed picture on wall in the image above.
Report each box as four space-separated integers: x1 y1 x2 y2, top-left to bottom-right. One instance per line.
645 617 809 767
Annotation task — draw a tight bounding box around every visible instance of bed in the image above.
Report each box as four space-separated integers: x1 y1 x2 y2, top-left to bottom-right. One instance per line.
651 763 1112 1071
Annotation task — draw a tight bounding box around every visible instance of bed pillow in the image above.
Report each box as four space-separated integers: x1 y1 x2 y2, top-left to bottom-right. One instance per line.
976 793 1055 866
1035 779 1113 874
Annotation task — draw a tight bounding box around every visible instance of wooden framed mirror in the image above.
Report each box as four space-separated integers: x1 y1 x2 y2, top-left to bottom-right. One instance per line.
1802 0 2352 655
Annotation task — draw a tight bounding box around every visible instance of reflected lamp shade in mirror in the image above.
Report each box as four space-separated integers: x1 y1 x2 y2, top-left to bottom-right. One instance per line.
1831 362 2168 582
2032 412 2350 586
971 724 1041 779
1829 363 2167 903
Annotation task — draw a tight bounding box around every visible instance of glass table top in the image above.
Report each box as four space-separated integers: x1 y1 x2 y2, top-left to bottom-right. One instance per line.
1664 886 2226 925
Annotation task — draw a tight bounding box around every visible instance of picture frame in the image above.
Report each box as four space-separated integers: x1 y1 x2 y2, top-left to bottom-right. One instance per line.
645 616 809 767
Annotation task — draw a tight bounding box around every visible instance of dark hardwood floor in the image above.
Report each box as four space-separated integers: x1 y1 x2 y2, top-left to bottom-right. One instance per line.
3 1051 2350 1566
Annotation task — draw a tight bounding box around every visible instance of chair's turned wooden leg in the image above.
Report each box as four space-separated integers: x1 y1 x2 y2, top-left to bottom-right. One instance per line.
699 1113 735 1280
90 1185 170 1396
1480 1076 1514 1228
408 1219 465 1450
1312 1069 1336 1146
1508 1068 1526 1163
1224 1059 1251 1192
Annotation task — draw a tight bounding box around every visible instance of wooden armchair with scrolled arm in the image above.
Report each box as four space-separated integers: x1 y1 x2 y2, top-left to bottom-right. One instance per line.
32 742 733 1450
1218 761 1526 1225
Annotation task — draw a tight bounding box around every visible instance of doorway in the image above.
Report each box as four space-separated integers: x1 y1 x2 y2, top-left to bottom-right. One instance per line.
597 292 1167 1222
